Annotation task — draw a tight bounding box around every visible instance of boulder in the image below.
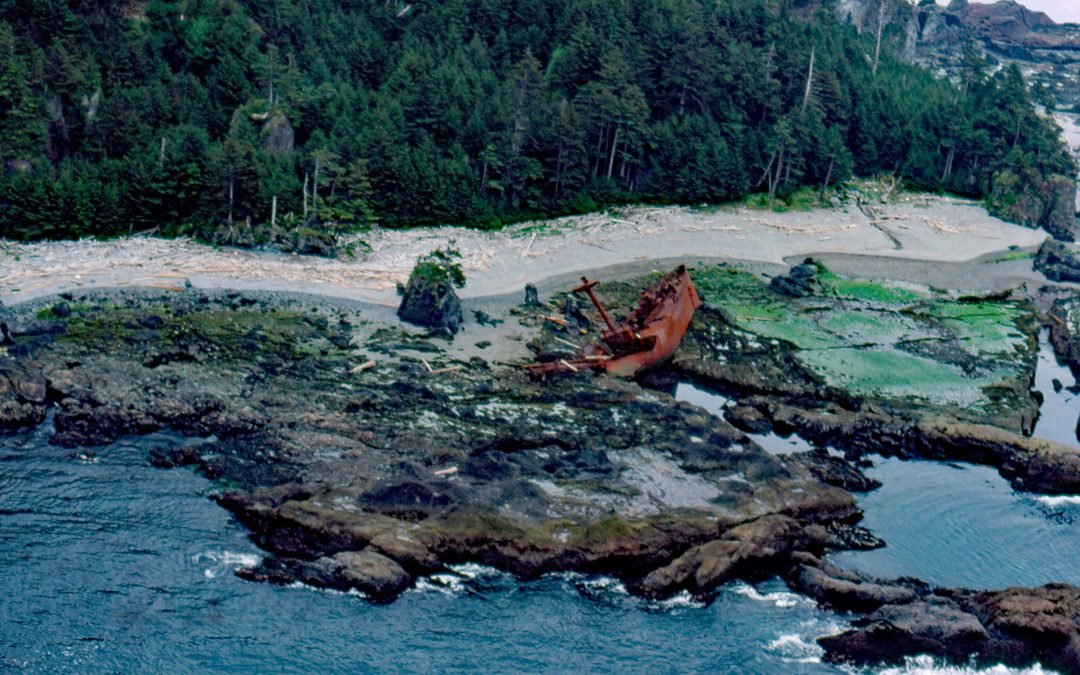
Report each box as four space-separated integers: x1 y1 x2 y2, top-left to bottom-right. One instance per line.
523 283 541 309
0 361 47 430
786 556 917 612
1034 238 1080 282
397 272 463 337
635 515 805 598
770 259 822 297
820 597 988 666
330 550 412 600
289 228 337 257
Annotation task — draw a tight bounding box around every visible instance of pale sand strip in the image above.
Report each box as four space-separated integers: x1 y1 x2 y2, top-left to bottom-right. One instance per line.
0 193 1049 307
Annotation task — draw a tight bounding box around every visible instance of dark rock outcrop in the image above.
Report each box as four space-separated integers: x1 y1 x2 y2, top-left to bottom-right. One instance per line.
236 548 412 602
259 112 295 155
785 552 918 612
1049 295 1080 378
1036 238 1080 282
821 583 1080 673
820 597 989 666
989 171 1077 241
0 360 47 430
789 448 882 492
634 515 808 598
770 259 822 297
397 274 464 336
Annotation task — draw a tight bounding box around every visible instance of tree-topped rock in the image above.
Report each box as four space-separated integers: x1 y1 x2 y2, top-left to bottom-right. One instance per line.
397 248 465 337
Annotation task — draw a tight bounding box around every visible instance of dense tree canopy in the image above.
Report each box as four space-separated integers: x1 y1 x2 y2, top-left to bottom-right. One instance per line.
0 0 1071 241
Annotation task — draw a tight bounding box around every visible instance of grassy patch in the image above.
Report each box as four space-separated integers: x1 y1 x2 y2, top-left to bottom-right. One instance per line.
991 250 1034 263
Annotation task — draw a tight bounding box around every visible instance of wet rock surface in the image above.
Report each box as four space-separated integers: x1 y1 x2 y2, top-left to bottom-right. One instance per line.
1050 294 1080 376
7 259 1080 671
6 288 857 603
820 583 1080 673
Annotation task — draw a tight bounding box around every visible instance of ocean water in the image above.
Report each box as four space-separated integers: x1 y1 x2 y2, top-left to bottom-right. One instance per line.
830 457 1080 590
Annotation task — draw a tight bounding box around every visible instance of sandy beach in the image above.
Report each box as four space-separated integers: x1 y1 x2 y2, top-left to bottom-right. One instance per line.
0 192 1052 309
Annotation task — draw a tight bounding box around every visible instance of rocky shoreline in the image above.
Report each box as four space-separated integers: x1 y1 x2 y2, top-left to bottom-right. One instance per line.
3 254 1080 671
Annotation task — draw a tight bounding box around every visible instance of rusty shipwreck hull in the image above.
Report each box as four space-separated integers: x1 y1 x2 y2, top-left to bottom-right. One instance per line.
526 265 702 378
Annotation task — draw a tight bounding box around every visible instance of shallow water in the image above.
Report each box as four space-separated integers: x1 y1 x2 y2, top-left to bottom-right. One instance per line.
830 457 1080 589
675 376 1080 591
1031 329 1080 447
675 382 814 454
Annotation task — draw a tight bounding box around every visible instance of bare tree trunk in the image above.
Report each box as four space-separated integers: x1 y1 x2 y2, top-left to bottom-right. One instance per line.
872 1 885 77
802 47 815 110
271 195 278 228
941 145 956 183
228 174 234 224
302 173 309 217
313 157 321 207
768 144 785 200
158 137 167 170
821 155 835 198
607 126 621 179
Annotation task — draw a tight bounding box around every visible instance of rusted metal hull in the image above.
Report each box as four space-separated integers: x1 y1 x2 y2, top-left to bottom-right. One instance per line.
602 268 702 377
526 265 702 378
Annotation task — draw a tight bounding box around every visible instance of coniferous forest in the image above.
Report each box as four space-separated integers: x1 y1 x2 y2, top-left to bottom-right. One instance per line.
0 0 1072 243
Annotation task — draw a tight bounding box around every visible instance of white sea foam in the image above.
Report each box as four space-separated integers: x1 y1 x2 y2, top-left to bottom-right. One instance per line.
193 550 261 579
766 632 823 664
447 562 499 580
578 576 629 595
729 581 814 608
1034 495 1080 509
866 655 1055 675
284 581 367 598
412 577 463 597
651 590 706 610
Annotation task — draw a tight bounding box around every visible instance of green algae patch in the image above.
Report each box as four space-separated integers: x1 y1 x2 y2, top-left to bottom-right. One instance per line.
686 263 1037 418
801 347 1013 407
815 267 924 305
916 302 1031 357
54 298 355 374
